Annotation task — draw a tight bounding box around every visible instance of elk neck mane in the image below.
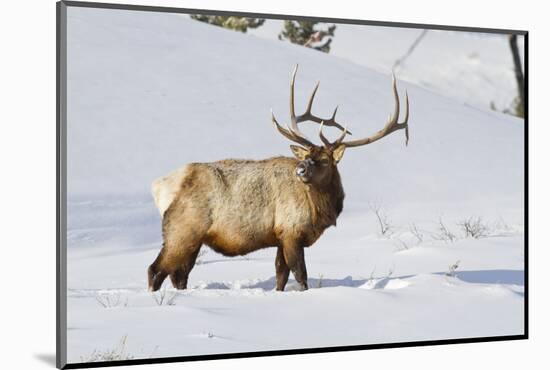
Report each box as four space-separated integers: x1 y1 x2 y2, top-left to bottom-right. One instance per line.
302 164 345 229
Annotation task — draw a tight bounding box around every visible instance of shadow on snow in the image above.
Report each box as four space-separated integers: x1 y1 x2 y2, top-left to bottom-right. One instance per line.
199 269 524 291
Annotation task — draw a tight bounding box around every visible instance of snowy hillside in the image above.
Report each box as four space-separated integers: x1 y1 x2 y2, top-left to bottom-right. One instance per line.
250 20 525 111
65 7 525 364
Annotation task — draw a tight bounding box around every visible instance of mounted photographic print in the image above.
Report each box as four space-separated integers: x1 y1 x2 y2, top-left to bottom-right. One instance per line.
57 1 528 368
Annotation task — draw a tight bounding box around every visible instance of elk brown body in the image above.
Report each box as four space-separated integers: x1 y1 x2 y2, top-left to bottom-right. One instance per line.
147 66 409 292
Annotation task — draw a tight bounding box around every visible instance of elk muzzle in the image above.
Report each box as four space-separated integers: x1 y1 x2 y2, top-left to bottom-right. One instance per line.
296 158 315 183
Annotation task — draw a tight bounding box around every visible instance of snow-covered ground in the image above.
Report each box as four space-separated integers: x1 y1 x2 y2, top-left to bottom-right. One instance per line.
65 7 525 364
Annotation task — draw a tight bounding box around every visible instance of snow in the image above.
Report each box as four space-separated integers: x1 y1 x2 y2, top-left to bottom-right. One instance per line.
65 7 525 364
250 20 525 111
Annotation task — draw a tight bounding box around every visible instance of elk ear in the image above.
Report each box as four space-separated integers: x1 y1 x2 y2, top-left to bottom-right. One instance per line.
332 144 346 163
290 145 309 160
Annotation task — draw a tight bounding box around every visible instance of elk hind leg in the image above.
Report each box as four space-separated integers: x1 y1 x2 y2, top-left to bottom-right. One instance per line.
150 200 209 291
148 233 203 292
148 245 169 292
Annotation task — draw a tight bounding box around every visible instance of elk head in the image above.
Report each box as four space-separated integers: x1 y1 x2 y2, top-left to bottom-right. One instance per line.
271 65 410 187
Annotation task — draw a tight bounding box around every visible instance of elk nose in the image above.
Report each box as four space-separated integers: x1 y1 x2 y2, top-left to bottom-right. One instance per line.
296 166 306 176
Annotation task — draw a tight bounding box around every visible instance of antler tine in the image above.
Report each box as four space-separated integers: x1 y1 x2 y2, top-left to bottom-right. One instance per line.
318 122 332 147
389 74 400 126
305 81 320 116
331 105 338 120
287 65 323 147
324 105 351 135
334 124 348 146
403 90 410 145
376 74 400 134
290 65 351 136
296 98 352 135
319 121 348 149
288 65 305 137
340 74 410 148
271 109 314 147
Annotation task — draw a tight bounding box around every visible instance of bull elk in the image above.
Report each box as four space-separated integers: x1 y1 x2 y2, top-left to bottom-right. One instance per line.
148 66 409 292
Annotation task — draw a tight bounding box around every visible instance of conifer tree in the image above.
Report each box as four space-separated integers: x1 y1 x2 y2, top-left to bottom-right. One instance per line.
278 21 336 53
190 15 265 33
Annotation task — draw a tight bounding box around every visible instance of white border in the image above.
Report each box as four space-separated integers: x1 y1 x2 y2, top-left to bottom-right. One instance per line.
3 1 547 369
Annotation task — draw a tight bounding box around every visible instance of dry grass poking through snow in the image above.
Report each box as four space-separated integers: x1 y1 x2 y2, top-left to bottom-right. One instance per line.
95 292 128 308
80 335 133 362
458 217 490 239
151 288 178 306
372 211 519 251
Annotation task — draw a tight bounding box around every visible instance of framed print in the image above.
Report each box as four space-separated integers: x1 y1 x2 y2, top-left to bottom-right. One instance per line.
57 1 527 368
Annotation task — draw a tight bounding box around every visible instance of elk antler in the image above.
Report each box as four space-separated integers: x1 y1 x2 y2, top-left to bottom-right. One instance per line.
271 65 349 147
289 65 350 134
272 67 409 150
319 121 348 149
338 75 409 148
271 110 315 147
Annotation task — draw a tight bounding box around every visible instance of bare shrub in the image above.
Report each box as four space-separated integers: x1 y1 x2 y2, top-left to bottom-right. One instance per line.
369 203 392 237
433 217 456 243
394 238 409 251
366 267 377 285
409 222 424 244
317 274 324 288
152 288 178 306
458 217 489 239
95 293 127 309
446 260 461 277
492 217 519 236
80 335 133 362
494 217 512 232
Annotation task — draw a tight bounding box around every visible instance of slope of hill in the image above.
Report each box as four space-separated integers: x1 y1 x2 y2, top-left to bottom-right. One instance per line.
250 19 525 111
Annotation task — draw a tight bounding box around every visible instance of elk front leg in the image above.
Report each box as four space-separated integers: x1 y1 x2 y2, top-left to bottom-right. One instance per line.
275 246 290 291
170 267 188 290
282 242 308 291
169 246 202 290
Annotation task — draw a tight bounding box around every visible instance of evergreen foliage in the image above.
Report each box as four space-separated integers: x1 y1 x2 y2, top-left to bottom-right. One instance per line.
190 15 265 33
278 21 336 53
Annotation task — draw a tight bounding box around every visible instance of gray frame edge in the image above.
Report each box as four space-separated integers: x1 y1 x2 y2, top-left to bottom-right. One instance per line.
57 1 68 369
62 0 528 35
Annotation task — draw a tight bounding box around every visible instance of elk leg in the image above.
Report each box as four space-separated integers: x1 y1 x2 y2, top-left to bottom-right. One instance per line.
283 243 308 291
147 238 202 292
275 246 290 291
148 246 169 292
169 267 187 290
152 202 209 291
169 246 202 290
